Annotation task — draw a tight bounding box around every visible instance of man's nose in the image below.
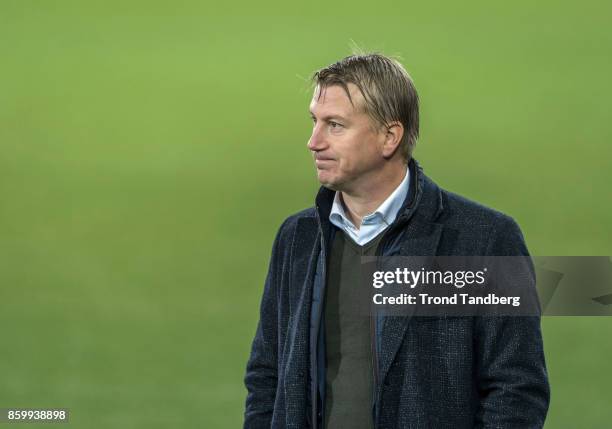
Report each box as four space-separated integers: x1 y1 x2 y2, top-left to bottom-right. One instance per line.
307 124 327 152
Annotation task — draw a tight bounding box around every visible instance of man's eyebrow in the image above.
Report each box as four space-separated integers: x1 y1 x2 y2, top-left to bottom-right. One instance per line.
308 110 349 122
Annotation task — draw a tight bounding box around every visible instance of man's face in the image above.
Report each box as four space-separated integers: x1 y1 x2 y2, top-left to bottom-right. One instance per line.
307 84 387 192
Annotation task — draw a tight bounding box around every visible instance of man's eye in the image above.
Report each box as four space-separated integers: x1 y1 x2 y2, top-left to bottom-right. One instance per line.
330 121 341 128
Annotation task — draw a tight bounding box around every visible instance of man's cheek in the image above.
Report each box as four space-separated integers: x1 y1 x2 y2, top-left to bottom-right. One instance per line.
337 158 352 173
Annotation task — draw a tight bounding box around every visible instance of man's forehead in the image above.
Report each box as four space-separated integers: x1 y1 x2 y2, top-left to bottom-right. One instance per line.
309 84 365 115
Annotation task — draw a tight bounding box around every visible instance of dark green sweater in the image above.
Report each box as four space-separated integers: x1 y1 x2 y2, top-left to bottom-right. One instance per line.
324 230 385 429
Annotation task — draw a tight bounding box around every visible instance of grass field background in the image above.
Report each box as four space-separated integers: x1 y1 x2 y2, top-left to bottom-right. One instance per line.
1 1 611 427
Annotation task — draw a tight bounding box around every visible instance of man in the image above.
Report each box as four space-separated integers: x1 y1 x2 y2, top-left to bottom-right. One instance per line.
244 53 550 428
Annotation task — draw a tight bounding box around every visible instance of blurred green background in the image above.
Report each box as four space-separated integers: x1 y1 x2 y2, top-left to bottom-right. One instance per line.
1 1 611 427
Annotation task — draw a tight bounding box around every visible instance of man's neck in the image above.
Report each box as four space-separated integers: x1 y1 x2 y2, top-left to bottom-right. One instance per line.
340 163 408 229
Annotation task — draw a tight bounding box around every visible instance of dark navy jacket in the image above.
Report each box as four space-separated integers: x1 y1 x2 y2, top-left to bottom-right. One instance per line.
244 159 550 428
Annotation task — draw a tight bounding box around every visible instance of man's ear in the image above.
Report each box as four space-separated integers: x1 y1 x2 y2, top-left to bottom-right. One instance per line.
381 121 405 159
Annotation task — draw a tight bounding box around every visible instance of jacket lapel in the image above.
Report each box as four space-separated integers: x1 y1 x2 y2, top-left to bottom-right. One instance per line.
288 217 320 313
377 216 443 390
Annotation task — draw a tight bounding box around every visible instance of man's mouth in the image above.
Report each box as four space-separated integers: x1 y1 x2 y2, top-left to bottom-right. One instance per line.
315 158 334 167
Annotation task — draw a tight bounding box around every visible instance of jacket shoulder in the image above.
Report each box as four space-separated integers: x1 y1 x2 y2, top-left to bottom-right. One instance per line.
280 206 316 229
436 188 528 255
272 206 317 244
285 206 317 222
439 188 517 229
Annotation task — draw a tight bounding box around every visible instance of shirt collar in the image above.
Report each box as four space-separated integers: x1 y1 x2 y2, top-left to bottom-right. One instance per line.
329 165 410 229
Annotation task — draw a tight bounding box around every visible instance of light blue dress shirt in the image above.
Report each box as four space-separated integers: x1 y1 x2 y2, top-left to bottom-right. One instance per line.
329 166 410 246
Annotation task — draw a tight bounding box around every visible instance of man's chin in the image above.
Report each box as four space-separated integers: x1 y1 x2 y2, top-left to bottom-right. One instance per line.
321 183 340 191
318 179 342 192
316 173 340 191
